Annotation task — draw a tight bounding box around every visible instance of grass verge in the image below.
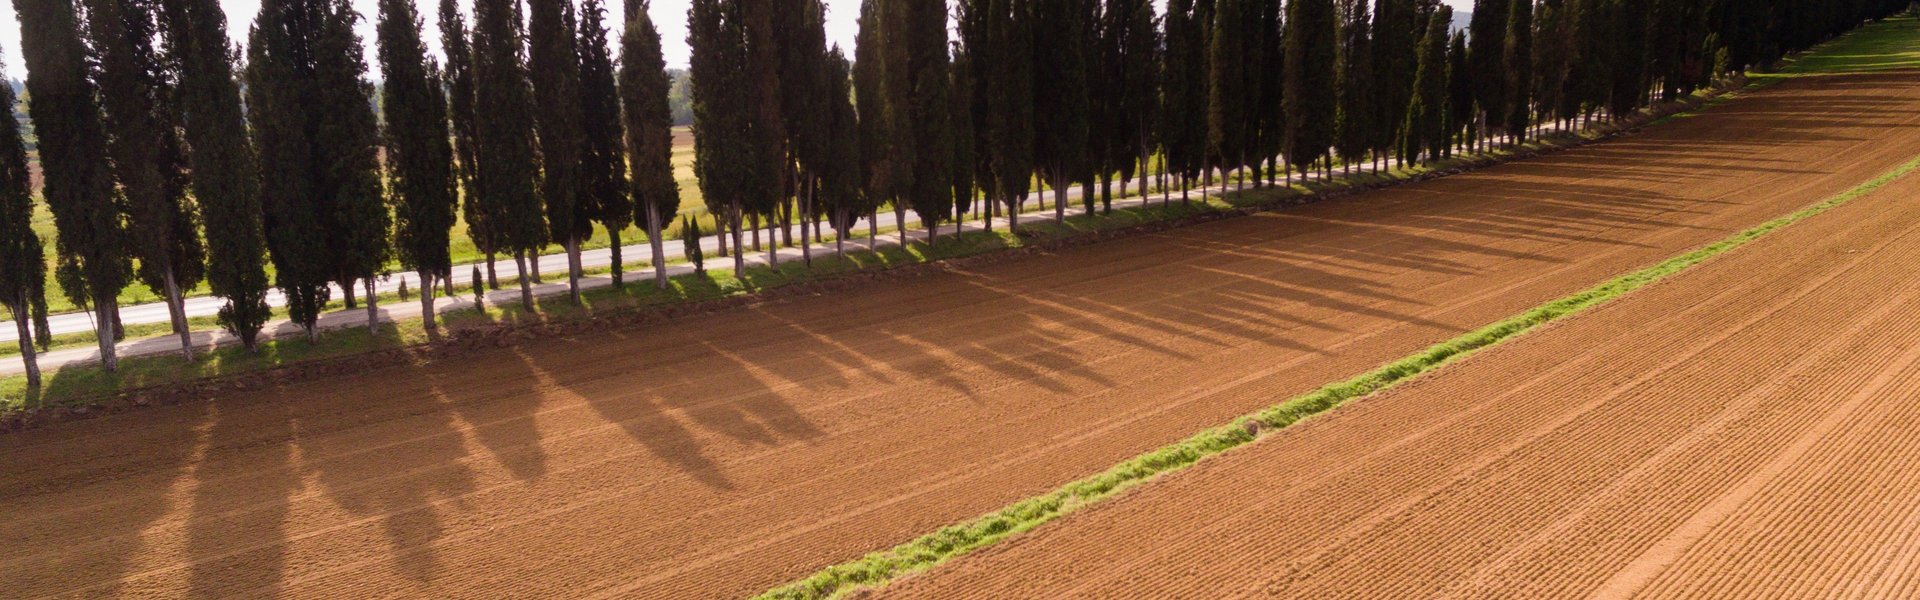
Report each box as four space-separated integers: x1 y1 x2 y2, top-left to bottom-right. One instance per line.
753 154 1920 600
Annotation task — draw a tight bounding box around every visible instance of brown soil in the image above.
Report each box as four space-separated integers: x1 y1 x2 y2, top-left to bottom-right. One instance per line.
880 103 1920 600
3 72 1918 600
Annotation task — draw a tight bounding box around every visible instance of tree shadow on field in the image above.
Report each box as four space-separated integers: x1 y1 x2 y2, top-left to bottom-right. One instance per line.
290 355 480 588
0 399 208 598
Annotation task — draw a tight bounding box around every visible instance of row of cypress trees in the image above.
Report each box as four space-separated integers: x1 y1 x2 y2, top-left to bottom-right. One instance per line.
0 0 685 384
0 0 1906 384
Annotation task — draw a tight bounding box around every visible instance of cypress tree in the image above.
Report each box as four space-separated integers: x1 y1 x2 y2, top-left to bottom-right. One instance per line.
247 0 329 340
1446 30 1474 153
1334 0 1375 170
689 0 753 275
853 0 896 236
905 0 954 240
1531 0 1569 130
17 0 131 369
315 0 391 331
743 0 788 266
1605 0 1648 120
1208 0 1248 189
164 0 270 350
1469 0 1509 146
1162 0 1209 198
950 46 978 229
1504 0 1534 140
472 0 547 309
579 0 628 284
956 0 994 226
1034 0 1091 219
86 0 203 360
377 0 456 332
1109 0 1158 199
1401 6 1450 164
439 0 495 288
1253 0 1284 186
776 0 831 264
819 46 864 257
529 0 588 303
620 0 679 289
986 0 1036 228
0 45 49 386
1370 0 1418 168
1285 0 1339 176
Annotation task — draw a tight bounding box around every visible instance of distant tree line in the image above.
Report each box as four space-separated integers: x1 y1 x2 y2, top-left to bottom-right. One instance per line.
0 0 1904 385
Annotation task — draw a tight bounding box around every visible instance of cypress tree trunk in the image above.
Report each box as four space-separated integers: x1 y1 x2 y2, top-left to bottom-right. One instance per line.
750 212 761 252
1053 170 1066 221
343 282 358 309
515 251 534 310
609 228 623 285
365 278 378 334
801 177 813 268
420 271 438 332
868 207 878 247
14 298 39 388
731 200 746 276
486 254 499 289
647 203 667 290
1099 173 1112 214
566 236 582 304
163 268 193 361
529 253 542 284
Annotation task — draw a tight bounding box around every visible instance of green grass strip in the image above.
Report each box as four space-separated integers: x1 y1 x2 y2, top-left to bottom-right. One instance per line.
755 154 1920 600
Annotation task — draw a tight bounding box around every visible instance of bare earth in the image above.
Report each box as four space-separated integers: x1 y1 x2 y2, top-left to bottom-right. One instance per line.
3 72 1919 600
881 109 1920 600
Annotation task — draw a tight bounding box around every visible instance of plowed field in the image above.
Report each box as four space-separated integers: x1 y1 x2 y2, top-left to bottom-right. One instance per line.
881 105 1920 600
4 72 1918 599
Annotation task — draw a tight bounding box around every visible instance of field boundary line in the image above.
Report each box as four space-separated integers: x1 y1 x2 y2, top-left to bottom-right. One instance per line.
751 154 1920 600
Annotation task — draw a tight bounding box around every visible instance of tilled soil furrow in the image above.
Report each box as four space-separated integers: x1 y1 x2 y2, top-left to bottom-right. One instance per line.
877 90 1920 599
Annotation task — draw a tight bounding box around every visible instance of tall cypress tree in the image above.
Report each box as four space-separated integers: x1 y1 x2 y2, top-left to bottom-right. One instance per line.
247 0 329 340
579 0 629 284
86 0 203 360
473 0 547 309
315 0 391 330
742 0 788 266
1401 6 1450 164
1285 0 1338 176
1469 0 1509 145
689 0 754 274
1334 0 1375 170
1162 0 1208 198
0 45 49 386
1034 0 1091 219
775 0 831 263
1114 0 1158 199
1504 0 1535 141
530 0 588 303
986 0 1035 228
164 0 270 349
1446 29 1474 153
1208 0 1248 188
905 0 954 240
1605 0 1648 120
620 0 679 288
950 45 978 229
377 0 456 332
853 0 895 235
18 0 131 369
818 46 865 256
439 0 495 288
1370 0 1418 167
1252 0 1284 185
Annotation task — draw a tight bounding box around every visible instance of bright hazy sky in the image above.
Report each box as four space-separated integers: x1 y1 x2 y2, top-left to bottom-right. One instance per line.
0 0 1473 79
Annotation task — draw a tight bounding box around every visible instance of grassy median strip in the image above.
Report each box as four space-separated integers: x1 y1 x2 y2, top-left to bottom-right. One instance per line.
755 155 1920 600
